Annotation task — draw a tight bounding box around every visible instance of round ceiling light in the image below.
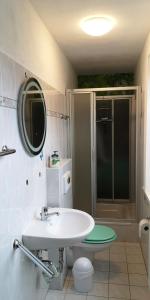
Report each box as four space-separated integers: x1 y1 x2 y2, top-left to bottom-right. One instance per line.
80 16 115 36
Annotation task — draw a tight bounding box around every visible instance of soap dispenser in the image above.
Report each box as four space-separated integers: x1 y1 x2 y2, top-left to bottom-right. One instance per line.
51 151 60 167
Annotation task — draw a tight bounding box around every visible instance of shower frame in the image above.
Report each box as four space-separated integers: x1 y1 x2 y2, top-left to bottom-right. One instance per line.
67 86 141 221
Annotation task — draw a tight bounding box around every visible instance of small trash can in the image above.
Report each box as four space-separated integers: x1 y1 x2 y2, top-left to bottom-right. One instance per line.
72 257 94 293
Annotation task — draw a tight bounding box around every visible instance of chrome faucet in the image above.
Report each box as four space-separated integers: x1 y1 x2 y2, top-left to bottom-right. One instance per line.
40 206 60 221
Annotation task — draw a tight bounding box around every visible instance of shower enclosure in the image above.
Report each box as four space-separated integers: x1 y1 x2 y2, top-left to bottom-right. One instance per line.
69 87 140 221
96 96 136 219
96 97 135 202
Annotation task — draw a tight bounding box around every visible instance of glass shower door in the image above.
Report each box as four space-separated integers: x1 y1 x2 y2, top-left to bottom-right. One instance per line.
96 98 130 202
114 99 129 200
96 100 113 201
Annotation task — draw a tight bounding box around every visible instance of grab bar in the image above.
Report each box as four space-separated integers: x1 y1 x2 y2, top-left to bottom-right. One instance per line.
13 239 58 279
0 145 16 157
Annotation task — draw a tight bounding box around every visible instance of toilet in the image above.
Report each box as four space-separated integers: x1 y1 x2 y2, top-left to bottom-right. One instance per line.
67 225 117 265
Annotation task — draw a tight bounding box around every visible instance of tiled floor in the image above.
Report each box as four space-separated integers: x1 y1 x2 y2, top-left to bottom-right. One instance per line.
45 242 150 300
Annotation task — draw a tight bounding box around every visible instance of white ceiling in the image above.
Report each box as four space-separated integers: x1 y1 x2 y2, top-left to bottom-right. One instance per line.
30 0 150 74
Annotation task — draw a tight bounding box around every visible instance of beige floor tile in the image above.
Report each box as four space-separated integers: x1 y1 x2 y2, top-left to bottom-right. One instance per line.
63 280 70 292
93 260 109 272
109 272 129 285
130 286 150 300
109 298 127 300
93 271 109 283
65 294 87 300
50 280 69 295
66 280 87 295
126 247 142 255
110 262 128 273
87 296 108 300
110 253 126 262
129 274 148 287
128 263 147 274
125 242 140 248
114 242 126 247
110 245 126 255
95 250 109 260
109 284 130 299
88 283 108 297
66 269 73 281
46 291 65 300
127 254 144 264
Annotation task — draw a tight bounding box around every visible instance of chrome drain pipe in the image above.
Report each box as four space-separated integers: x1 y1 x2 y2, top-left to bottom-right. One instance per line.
13 239 58 279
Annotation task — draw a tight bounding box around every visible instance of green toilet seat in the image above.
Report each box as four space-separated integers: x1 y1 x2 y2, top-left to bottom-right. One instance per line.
83 225 117 244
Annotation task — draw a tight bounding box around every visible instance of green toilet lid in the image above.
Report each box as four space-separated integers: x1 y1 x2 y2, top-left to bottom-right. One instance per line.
83 225 117 244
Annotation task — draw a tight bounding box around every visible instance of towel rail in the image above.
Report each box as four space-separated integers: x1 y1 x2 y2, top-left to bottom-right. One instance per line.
13 239 58 279
0 145 16 157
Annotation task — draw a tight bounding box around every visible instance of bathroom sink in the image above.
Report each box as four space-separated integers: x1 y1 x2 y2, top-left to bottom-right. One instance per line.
22 208 95 249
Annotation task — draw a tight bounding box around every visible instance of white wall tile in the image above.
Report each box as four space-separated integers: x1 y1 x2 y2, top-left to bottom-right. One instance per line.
0 51 70 300
0 52 16 99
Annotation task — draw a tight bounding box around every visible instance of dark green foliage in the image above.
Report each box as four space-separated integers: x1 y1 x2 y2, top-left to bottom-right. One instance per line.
78 73 134 88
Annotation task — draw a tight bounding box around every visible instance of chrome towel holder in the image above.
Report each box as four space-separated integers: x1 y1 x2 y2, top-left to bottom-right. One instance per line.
0 145 16 157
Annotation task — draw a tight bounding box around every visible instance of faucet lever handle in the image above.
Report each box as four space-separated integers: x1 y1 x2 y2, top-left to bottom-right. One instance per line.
40 206 48 220
43 206 48 213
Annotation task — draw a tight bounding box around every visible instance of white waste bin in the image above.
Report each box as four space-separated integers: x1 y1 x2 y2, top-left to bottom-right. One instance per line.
72 257 94 293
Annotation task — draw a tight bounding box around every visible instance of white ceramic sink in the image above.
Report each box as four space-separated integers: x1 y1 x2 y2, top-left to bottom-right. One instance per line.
23 208 95 249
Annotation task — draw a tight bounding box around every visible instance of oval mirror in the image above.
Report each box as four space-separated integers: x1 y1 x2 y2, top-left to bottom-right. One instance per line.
18 77 47 156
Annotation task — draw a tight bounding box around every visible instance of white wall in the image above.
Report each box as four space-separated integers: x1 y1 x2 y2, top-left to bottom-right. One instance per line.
0 1 76 299
135 32 150 285
0 0 77 94
136 34 150 198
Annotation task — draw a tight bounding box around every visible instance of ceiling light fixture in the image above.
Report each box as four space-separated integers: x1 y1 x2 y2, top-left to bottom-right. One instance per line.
80 16 116 36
